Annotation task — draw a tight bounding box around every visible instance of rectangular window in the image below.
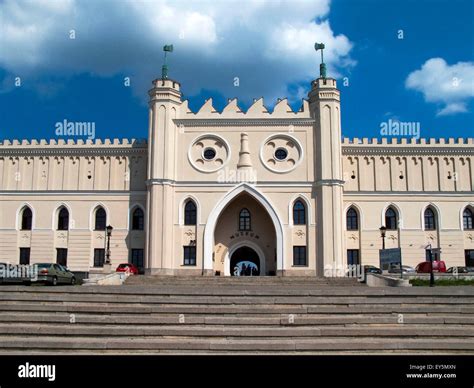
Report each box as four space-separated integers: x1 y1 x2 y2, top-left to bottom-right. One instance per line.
56 248 68 267
347 249 360 266
19 248 30 265
131 249 144 269
293 246 307 266
94 248 105 267
183 246 196 266
465 250 474 267
425 248 441 262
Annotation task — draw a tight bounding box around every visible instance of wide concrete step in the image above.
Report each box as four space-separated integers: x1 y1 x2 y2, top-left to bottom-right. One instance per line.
0 336 473 353
1 293 473 305
1 312 473 325
0 301 473 314
124 276 363 285
2 285 473 297
0 323 472 338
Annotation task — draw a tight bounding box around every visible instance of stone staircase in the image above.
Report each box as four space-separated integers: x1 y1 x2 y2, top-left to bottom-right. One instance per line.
0 276 472 354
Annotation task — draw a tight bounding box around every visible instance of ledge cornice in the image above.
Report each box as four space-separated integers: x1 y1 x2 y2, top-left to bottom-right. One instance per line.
342 146 474 156
0 147 148 157
173 118 315 127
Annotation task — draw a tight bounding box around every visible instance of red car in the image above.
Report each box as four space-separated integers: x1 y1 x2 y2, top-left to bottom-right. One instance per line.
415 260 447 273
116 263 139 275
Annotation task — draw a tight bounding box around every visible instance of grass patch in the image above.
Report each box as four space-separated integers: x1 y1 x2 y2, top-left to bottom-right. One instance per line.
410 278 474 286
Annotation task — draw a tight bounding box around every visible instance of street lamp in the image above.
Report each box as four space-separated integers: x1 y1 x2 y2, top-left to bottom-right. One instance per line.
426 243 435 287
379 226 387 250
105 225 113 265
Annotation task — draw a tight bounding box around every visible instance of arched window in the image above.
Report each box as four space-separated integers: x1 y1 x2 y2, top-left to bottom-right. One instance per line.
57 207 69 230
293 200 306 225
184 200 197 225
385 207 398 230
464 208 474 230
239 208 251 231
20 207 32 230
132 208 144 230
424 207 436 230
346 207 358 230
95 207 106 231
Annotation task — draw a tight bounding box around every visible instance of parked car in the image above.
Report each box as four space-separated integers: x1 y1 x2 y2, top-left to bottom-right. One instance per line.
35 263 76 285
415 260 447 273
466 267 474 273
388 265 416 274
116 263 139 275
447 266 469 274
363 265 382 274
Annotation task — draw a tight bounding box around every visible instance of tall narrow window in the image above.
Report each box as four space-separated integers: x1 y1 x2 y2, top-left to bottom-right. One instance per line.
94 248 105 267
425 249 441 262
424 207 436 230
56 248 68 267
464 208 474 230
347 249 360 266
293 246 307 266
95 207 106 231
20 207 32 230
57 207 69 230
131 249 144 269
346 207 358 230
132 208 144 230
184 200 197 225
239 208 251 231
183 246 196 266
19 248 30 265
293 200 306 225
385 207 398 230
465 250 474 267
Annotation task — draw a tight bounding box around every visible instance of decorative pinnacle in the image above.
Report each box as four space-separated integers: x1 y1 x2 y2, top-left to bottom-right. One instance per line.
237 133 252 169
161 44 174 79
314 42 326 79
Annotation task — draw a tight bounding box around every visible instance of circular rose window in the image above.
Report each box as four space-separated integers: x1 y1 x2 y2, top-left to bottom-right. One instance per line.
260 134 303 173
188 134 230 173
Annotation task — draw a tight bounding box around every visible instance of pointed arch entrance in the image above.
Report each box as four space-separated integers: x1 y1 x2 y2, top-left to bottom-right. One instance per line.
203 183 284 276
226 241 266 276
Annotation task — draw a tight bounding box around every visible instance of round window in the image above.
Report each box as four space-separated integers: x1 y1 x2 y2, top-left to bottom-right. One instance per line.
274 148 288 161
203 148 216 160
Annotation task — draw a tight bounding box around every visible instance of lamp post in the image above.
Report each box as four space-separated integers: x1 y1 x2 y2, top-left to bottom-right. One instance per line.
426 243 435 287
379 226 387 250
105 225 113 265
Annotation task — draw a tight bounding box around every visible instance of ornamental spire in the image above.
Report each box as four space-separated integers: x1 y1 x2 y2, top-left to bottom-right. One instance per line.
314 42 326 79
161 44 174 79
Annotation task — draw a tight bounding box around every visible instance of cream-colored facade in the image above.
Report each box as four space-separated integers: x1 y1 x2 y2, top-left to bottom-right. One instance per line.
0 74 473 276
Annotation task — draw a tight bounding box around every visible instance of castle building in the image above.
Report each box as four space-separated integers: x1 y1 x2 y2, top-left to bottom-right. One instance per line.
1 67 473 277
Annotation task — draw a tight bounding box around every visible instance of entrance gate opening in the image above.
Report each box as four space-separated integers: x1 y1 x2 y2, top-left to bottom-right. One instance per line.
230 246 260 276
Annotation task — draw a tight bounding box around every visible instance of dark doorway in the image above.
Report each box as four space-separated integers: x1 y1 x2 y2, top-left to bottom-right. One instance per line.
230 246 260 276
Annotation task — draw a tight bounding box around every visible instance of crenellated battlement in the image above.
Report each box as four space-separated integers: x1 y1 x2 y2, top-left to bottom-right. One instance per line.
0 138 148 147
342 137 474 146
180 97 311 118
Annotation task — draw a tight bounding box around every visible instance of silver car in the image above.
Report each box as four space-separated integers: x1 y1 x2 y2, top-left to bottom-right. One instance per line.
388 265 416 274
34 263 76 286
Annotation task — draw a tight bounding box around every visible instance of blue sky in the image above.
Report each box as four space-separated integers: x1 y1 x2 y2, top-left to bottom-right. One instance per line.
0 0 472 141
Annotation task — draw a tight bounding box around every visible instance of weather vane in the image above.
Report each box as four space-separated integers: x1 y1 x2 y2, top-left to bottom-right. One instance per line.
314 42 326 79
162 44 174 79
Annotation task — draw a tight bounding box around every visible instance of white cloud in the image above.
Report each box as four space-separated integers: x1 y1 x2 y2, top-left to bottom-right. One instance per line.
405 58 474 116
0 0 354 106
